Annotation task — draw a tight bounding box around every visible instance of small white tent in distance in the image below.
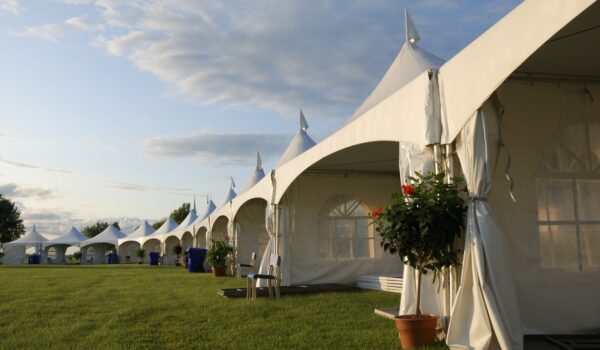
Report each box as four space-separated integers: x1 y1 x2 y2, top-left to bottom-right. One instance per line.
42 226 86 264
118 221 155 263
80 225 126 264
3 225 48 264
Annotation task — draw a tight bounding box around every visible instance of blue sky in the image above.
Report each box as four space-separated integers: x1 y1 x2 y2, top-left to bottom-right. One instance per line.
0 0 520 236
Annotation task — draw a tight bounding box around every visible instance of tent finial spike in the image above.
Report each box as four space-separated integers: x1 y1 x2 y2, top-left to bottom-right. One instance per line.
193 195 196 211
405 8 420 44
300 109 309 131
230 177 236 189
257 152 263 170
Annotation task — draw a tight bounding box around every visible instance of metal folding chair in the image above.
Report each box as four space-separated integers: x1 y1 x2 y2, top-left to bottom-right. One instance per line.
246 254 281 301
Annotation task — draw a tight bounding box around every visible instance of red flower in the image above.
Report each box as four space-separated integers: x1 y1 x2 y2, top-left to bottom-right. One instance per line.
402 185 415 196
372 207 383 219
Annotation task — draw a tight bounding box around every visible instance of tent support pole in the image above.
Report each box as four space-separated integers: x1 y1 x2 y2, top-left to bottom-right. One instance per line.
445 143 454 183
433 144 442 174
273 204 280 256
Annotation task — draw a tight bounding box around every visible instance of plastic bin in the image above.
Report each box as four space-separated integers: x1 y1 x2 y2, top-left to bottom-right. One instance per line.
187 248 207 272
149 252 160 266
28 254 40 264
106 253 118 264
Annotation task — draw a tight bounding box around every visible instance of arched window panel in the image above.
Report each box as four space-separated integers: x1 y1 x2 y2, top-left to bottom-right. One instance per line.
318 195 374 261
537 122 600 271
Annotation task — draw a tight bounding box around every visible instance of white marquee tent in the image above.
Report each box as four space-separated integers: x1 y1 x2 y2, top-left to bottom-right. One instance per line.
118 221 155 263
141 216 178 264
80 225 126 264
3 225 48 264
42 226 86 264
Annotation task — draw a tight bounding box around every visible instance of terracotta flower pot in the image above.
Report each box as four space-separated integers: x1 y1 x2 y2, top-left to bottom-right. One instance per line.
212 266 227 276
394 314 438 350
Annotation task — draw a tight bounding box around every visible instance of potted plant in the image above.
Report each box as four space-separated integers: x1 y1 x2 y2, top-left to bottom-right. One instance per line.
135 248 145 264
73 251 81 264
206 239 233 276
172 245 183 266
372 172 467 349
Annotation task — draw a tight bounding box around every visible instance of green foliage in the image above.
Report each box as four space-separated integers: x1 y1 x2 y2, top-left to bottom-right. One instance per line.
0 194 25 243
206 240 233 268
151 219 165 231
172 245 183 257
373 172 467 315
171 203 190 225
135 249 145 259
73 251 82 260
82 221 120 238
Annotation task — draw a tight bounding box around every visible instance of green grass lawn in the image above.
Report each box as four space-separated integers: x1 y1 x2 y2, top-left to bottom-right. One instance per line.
0 265 447 349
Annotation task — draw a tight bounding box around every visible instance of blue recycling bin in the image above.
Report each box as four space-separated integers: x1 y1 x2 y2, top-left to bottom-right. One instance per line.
149 252 160 266
106 253 118 264
187 248 207 272
28 254 40 264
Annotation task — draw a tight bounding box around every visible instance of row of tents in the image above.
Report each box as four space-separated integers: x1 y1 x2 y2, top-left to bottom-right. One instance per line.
3 2 600 348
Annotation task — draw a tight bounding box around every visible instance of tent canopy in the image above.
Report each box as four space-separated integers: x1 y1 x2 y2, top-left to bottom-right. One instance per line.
219 178 237 208
5 225 48 246
44 227 86 247
241 152 266 193
347 9 444 124
125 220 155 239
439 0 598 143
80 225 126 247
275 111 316 167
152 216 178 235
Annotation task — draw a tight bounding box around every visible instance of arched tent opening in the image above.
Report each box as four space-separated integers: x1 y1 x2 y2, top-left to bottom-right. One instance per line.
273 141 402 286
81 244 113 264
196 227 208 248
429 1 600 347
80 225 126 265
234 198 269 267
164 235 181 265
181 231 193 251
42 226 86 264
211 216 230 243
118 241 140 264
142 238 161 264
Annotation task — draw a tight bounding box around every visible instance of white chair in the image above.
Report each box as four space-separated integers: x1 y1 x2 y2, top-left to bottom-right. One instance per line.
235 252 257 278
246 254 281 301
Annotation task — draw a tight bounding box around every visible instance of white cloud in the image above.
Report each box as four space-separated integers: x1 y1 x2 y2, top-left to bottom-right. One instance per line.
18 23 65 42
65 15 104 32
88 0 519 119
0 183 53 199
21 208 148 236
0 0 23 14
144 132 290 166
0 156 76 175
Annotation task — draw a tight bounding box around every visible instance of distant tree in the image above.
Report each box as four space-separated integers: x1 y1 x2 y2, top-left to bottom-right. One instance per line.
0 194 25 243
82 221 120 238
152 219 166 231
171 203 190 225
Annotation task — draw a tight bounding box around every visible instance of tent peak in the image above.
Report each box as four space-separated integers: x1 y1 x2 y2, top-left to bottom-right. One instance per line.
405 9 420 44
256 152 263 170
300 109 309 131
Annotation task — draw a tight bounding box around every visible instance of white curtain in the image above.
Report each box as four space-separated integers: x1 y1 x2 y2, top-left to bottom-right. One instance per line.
446 100 522 350
257 204 276 287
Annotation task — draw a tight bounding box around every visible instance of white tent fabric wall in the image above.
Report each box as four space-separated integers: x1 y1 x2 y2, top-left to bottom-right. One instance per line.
3 245 25 264
446 99 522 350
482 82 600 334
279 173 402 286
257 204 276 287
